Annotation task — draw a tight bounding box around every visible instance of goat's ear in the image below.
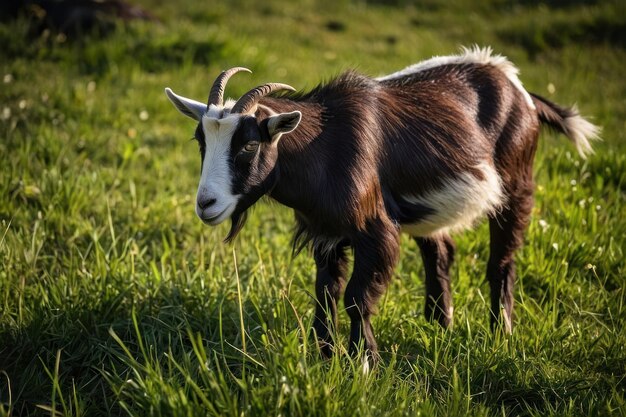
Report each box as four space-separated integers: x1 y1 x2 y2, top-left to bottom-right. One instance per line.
164 88 206 121
267 111 302 144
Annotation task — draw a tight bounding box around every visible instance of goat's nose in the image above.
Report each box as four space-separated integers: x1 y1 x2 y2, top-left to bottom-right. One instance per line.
197 197 217 210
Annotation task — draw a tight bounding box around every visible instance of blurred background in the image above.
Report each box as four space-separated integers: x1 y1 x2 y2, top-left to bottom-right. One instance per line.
1 1 624 416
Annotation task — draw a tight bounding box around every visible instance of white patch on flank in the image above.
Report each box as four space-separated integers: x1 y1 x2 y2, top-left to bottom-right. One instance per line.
195 114 241 225
401 162 504 237
562 106 602 159
376 45 535 110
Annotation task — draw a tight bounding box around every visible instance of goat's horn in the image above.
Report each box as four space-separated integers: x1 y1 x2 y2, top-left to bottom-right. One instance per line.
232 83 296 114
208 67 252 107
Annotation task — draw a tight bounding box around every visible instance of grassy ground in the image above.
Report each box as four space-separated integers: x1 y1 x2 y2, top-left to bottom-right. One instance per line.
1 0 625 415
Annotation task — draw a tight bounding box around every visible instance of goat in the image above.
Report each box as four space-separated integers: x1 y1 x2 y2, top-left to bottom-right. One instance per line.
165 46 600 364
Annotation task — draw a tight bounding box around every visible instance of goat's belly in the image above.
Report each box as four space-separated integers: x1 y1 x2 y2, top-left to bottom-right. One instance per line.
399 163 504 237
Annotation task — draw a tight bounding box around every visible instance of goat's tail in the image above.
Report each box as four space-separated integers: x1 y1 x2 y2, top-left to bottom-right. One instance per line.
530 93 601 158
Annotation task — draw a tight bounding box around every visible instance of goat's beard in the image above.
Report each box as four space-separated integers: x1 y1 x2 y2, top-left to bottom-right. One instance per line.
224 211 248 243
224 172 277 243
223 191 263 243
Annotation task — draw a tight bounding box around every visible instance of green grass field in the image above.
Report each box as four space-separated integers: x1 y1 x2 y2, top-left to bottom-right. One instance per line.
1 0 625 415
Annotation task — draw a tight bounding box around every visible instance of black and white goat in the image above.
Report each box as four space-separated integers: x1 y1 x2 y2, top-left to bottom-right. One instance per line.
165 46 599 362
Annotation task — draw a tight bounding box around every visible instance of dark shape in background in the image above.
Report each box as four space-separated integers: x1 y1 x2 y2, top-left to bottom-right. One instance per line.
0 0 157 38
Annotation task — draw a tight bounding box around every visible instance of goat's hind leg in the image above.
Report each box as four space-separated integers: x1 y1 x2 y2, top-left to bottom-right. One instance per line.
416 234 455 328
312 241 349 357
487 185 534 334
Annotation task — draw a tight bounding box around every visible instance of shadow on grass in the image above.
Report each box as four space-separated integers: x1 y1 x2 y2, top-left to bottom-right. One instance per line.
0 281 242 416
499 4 626 58
378 319 621 416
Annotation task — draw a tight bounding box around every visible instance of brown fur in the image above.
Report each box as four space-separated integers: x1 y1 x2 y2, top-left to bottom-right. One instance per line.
242 64 541 358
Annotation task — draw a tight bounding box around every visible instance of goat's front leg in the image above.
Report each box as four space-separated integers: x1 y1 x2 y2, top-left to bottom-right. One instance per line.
415 234 455 328
344 217 400 364
312 241 350 357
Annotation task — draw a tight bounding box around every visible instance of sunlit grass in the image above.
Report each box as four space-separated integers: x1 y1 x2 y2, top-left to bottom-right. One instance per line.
0 0 624 415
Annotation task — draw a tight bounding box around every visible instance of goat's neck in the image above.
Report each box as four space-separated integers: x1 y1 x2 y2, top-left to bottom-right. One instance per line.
260 97 327 213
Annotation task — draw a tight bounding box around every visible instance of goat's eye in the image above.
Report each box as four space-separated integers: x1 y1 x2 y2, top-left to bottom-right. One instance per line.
243 141 259 152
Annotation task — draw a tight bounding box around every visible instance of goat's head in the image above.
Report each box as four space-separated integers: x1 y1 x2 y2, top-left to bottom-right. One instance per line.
165 68 301 239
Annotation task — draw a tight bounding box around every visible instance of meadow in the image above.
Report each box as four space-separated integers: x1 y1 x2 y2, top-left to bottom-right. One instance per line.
0 0 625 415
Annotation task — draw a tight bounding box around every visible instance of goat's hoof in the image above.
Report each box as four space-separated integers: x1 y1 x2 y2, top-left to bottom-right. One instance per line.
490 313 513 335
317 340 334 358
361 350 380 374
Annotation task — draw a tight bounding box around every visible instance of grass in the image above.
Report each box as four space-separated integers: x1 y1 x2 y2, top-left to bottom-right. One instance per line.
1 0 625 415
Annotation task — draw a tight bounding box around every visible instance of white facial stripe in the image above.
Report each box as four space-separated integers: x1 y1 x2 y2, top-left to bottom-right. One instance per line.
205 100 237 119
401 162 504 237
377 45 535 109
195 114 241 224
